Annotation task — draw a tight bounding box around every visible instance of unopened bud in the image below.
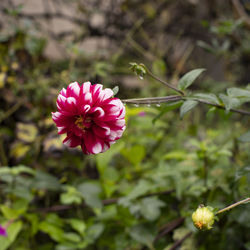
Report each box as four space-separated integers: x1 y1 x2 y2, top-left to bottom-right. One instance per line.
129 62 147 79
192 205 215 230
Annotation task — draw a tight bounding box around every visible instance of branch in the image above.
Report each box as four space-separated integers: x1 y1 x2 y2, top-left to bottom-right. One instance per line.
122 96 250 116
216 197 250 214
169 232 192 250
193 98 250 116
154 217 185 243
122 95 182 105
0 100 23 124
144 65 184 96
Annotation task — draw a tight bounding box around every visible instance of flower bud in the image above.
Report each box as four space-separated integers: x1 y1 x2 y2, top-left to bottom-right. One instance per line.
192 205 215 230
129 62 147 79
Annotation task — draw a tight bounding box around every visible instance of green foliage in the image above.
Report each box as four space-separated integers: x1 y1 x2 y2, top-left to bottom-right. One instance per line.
178 69 205 91
0 3 250 250
180 100 198 118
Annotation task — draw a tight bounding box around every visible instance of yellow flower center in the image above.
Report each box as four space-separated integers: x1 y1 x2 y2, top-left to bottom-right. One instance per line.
194 221 203 230
75 116 91 131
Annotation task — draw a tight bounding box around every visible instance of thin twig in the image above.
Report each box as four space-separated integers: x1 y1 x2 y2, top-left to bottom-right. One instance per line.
122 95 250 116
154 217 185 243
193 98 250 116
169 232 192 250
122 95 182 105
216 197 250 214
145 67 185 96
0 100 23 124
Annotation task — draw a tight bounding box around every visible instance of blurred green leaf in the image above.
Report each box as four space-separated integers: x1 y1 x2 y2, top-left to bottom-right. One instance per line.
178 69 205 90
238 131 250 142
180 100 198 118
0 200 28 220
77 182 102 209
192 93 220 105
63 232 81 243
129 224 154 248
121 145 145 166
153 101 183 123
0 221 23 250
85 223 104 244
235 166 250 182
219 94 241 111
32 171 61 191
140 197 165 221
60 186 82 205
67 219 86 236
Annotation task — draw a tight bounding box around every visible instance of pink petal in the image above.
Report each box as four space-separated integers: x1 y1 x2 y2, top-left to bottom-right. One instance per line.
67 82 80 98
89 107 105 118
60 88 67 97
92 125 110 138
83 132 104 154
63 133 82 147
52 112 74 127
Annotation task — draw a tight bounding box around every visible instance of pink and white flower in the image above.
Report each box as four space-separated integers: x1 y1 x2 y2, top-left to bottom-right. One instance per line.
52 82 126 154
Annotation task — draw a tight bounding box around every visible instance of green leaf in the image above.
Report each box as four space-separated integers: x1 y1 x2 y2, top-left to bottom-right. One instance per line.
32 170 61 191
85 223 104 244
96 141 124 174
121 145 146 166
0 200 28 220
60 186 82 205
219 94 241 112
235 166 250 182
39 222 65 242
120 180 152 203
192 93 220 105
129 224 154 248
140 197 165 221
238 131 250 142
178 68 205 90
77 182 102 209
164 150 187 160
152 101 183 123
67 219 86 236
39 214 65 242
0 221 23 250
63 232 81 243
25 213 39 235
112 86 119 96
180 100 198 118
227 87 250 102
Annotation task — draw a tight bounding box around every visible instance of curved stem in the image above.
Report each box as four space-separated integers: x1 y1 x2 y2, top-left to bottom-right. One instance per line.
142 64 184 96
216 197 250 214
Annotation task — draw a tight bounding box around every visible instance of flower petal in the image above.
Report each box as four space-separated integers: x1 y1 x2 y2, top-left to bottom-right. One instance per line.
83 132 103 154
63 133 82 147
67 82 80 98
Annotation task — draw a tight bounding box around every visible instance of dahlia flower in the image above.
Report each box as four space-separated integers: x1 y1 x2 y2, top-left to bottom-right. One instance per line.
52 82 126 154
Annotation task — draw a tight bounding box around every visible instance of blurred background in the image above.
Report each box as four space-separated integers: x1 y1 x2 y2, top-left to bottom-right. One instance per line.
0 0 249 249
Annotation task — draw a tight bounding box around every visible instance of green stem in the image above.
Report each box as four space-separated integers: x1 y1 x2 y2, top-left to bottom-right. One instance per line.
216 197 250 214
122 95 250 116
142 64 184 96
